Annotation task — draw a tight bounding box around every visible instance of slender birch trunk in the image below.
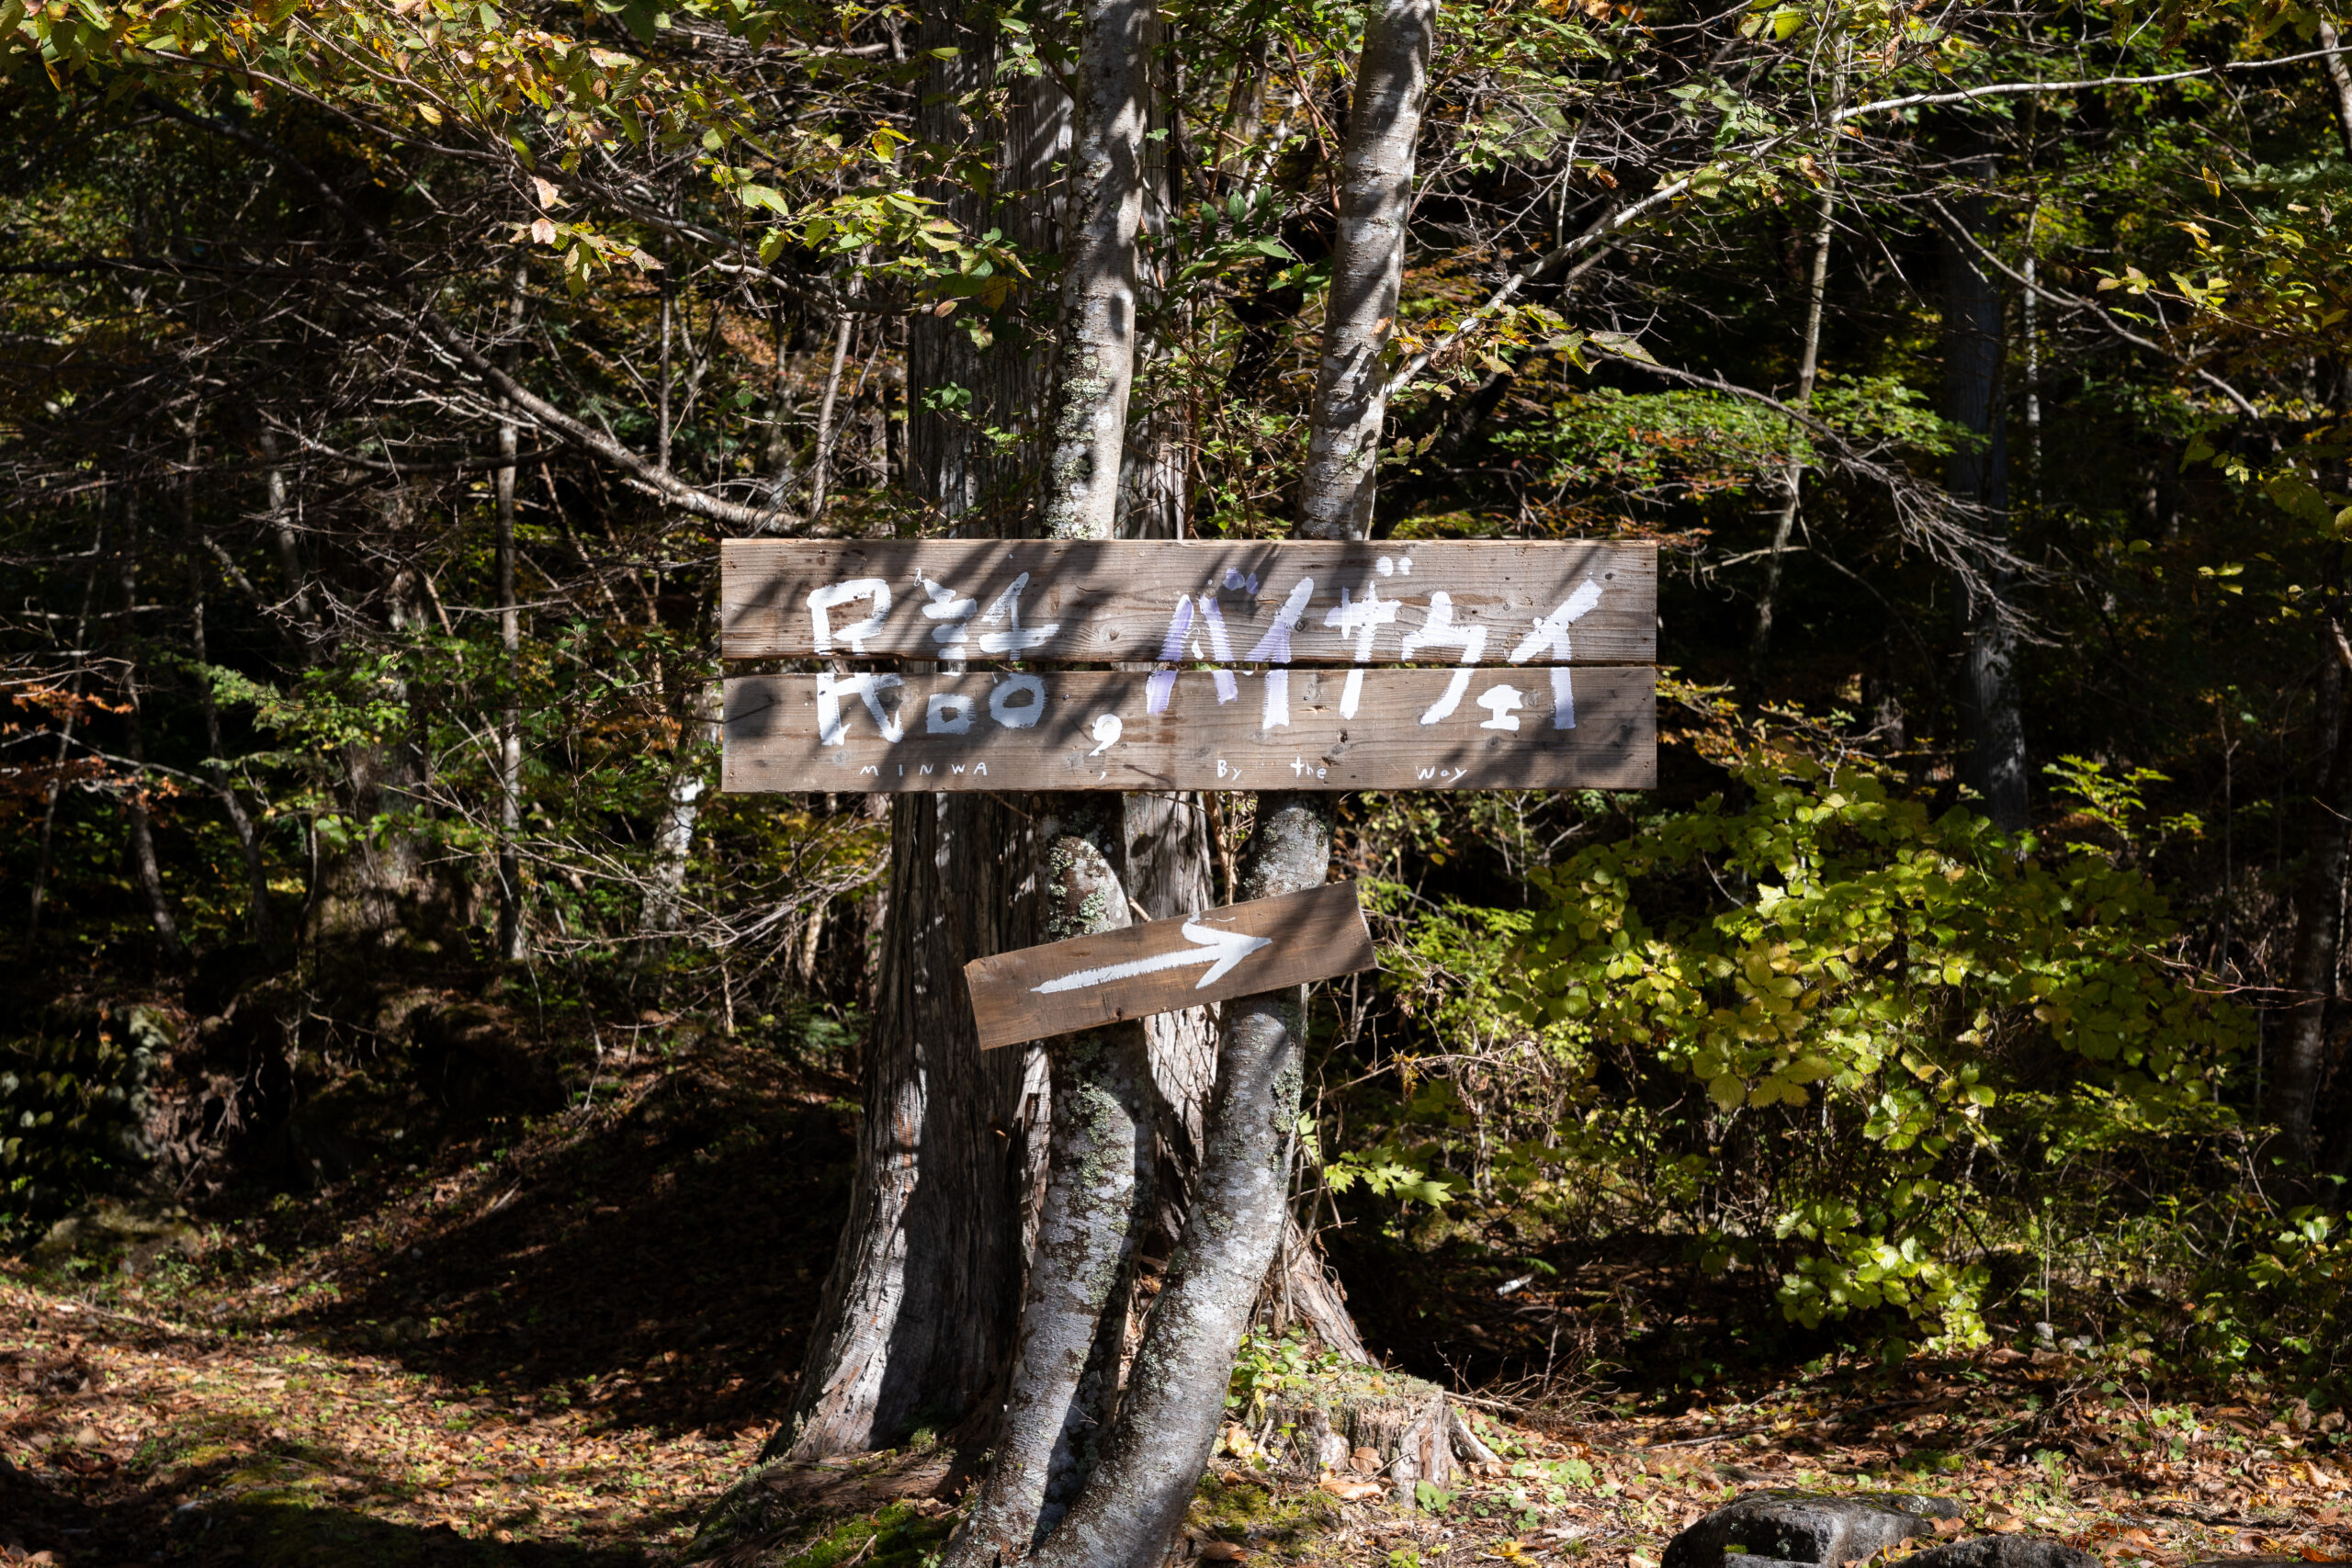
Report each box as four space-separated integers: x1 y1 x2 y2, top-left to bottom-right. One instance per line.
809 299 854 516
117 480 186 961
1031 7 1435 1564
1749 151 1839 682
25 501 110 948
496 260 527 962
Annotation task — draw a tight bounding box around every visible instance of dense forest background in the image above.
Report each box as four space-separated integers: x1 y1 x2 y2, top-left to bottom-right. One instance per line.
5 0 2352 1501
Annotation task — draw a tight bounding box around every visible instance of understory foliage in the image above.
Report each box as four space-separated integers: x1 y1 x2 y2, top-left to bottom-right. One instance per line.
1344 730 2347 1392
1517 748 2244 1343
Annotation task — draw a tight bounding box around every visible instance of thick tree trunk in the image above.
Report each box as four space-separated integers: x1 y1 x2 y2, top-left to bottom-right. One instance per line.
2271 623 2352 1173
1126 792 1220 1257
766 3 1071 1461
1036 0 1151 543
1939 180 2028 833
769 795 1048 1460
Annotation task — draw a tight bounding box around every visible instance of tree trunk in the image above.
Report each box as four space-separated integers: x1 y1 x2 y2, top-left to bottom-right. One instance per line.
1030 11 1435 1563
1295 0 1437 542
1749 139 1839 684
181 430 277 954
2319 17 2352 163
1036 0 1151 543
1030 796 1337 1568
496 260 528 962
769 793 1049 1460
765 0 1071 1460
2271 621 2352 1173
944 2 1160 1553
116 482 186 962
636 673 723 953
1939 176 2028 833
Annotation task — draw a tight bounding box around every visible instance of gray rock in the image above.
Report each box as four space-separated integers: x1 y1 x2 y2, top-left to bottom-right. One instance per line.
1661 1491 1962 1568
1904 1539 2098 1568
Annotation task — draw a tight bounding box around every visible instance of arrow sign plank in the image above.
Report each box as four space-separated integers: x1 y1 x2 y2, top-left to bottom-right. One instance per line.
721 539 1653 665
723 666 1654 793
964 882 1376 1050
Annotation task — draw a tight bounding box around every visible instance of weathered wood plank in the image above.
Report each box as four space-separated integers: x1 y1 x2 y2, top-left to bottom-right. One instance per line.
964 881 1376 1050
721 666 1655 793
719 539 1654 665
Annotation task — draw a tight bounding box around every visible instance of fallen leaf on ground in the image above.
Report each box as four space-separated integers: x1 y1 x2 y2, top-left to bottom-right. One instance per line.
1319 1474 1385 1502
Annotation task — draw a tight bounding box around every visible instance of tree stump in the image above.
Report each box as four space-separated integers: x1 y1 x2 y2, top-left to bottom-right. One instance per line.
1250 1364 1453 1506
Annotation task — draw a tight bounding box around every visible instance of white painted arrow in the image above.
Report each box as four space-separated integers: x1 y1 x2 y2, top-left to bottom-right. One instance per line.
1031 920 1275 996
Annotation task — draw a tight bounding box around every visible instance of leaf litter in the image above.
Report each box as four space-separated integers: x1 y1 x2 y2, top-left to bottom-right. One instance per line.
3 1039 2349 1565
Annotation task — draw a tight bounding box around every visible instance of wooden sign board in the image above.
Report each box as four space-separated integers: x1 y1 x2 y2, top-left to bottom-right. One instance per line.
721 539 1653 666
963 881 1376 1050
723 666 1655 793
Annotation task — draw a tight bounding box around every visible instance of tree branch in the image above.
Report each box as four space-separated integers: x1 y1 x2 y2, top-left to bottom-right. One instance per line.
1923 197 2262 422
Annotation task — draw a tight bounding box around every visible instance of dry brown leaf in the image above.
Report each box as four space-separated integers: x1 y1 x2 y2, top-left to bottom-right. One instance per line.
1320 1474 1386 1502
1199 1542 1250 1562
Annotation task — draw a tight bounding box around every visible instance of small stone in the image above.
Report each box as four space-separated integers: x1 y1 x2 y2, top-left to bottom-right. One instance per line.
1661 1491 1962 1568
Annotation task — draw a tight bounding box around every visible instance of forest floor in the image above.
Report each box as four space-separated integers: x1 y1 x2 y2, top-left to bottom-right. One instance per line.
5 1037 2351 1568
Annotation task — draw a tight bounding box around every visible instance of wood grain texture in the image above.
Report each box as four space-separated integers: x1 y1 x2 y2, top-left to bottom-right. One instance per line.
721 666 1655 793
964 882 1375 1050
720 538 1654 664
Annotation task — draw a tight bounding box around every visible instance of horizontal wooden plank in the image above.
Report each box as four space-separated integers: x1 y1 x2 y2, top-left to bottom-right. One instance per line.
964 881 1376 1050
721 666 1655 793
720 539 1653 665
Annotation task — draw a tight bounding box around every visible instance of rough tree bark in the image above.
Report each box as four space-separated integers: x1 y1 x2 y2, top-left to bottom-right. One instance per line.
763 4 1070 1461
770 791 1048 1462
1035 0 1150 544
1028 6 1438 1563
1939 178 2028 833
944 0 1159 1554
